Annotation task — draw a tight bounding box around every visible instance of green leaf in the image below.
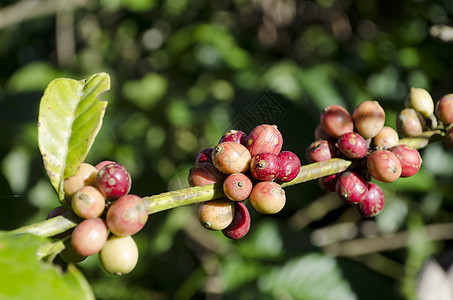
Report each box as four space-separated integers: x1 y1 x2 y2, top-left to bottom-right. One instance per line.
258 253 357 300
0 232 94 300
38 73 109 203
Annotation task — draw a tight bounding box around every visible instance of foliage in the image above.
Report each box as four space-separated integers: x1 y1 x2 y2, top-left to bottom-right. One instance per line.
1 0 453 299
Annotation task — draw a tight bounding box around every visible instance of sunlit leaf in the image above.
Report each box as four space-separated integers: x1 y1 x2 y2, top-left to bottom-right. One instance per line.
258 253 357 300
38 73 109 203
0 232 94 300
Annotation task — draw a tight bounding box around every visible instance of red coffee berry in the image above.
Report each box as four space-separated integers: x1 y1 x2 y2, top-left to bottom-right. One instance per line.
96 163 131 199
106 194 148 236
222 202 251 240
373 126 399 149
63 163 98 200
198 198 235 231
246 124 283 157
249 181 286 214
435 94 453 125
306 140 338 163
390 145 422 177
250 152 280 181
188 163 226 187
276 151 301 182
223 173 253 201
352 100 386 139
396 108 425 137
95 160 116 171
194 148 214 165
335 171 368 204
367 150 402 183
212 142 251 174
71 186 106 219
356 182 385 217
337 132 368 159
318 173 341 192
71 218 108 257
320 105 354 138
219 130 248 146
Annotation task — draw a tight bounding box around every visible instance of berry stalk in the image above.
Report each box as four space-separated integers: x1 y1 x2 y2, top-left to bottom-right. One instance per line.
6 134 435 239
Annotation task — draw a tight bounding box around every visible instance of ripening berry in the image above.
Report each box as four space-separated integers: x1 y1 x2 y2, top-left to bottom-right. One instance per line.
335 171 368 204
306 140 338 163
390 145 422 177
407 87 434 118
106 194 148 236
71 218 108 257
212 142 251 174
188 163 225 187
250 152 280 181
314 124 334 141
223 173 253 201
96 163 132 199
63 163 98 200
435 94 453 125
71 186 105 219
367 150 402 183
396 108 425 137
194 148 214 165
219 130 248 146
337 132 368 159
352 100 385 139
249 181 286 214
356 182 385 217
320 105 354 138
99 235 139 276
222 202 251 240
276 151 301 182
246 124 283 157
197 198 235 231
373 126 399 149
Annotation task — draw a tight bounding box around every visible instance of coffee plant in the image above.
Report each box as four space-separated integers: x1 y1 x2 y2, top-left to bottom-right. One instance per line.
1 71 452 300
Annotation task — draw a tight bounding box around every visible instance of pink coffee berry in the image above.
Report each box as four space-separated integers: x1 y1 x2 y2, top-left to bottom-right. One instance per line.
335 171 368 204
435 94 453 125
71 218 108 256
222 202 251 240
306 140 338 163
219 130 248 146
223 173 253 201
188 163 225 187
367 150 402 183
106 194 148 236
250 152 280 181
246 124 283 157
318 173 341 192
276 151 301 182
337 132 368 159
320 105 354 138
249 181 286 214
356 182 385 217
390 145 422 178
96 163 131 199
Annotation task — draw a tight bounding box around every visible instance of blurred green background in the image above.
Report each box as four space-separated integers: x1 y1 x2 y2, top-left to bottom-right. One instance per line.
1 0 453 299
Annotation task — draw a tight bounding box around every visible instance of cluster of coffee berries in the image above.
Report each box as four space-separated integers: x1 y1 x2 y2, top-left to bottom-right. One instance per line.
46 161 147 275
189 124 301 239
310 99 422 217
